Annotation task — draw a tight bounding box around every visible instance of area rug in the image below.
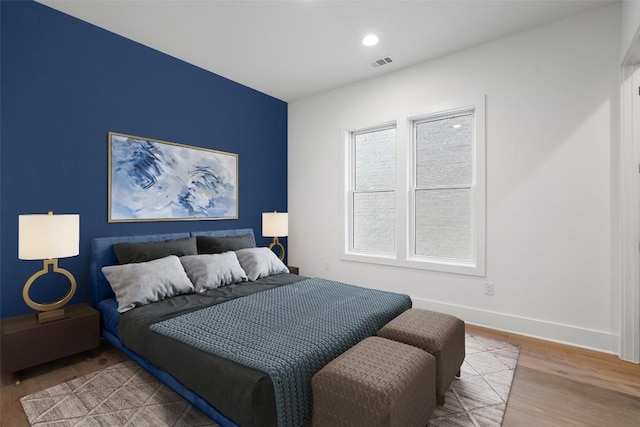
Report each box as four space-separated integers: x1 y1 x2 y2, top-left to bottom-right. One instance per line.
430 331 520 426
20 360 216 427
21 332 519 426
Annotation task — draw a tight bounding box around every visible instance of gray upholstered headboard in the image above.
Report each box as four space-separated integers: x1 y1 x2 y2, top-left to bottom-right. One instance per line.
89 229 255 307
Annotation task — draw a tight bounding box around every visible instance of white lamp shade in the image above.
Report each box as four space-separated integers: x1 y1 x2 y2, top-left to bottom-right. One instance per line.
19 213 80 260
262 212 288 237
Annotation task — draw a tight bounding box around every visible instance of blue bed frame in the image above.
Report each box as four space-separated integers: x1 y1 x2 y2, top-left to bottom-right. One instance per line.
90 229 257 427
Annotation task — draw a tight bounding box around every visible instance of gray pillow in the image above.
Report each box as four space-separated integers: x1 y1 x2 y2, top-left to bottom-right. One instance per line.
235 247 289 281
102 255 194 313
113 237 197 264
180 252 248 292
196 234 255 254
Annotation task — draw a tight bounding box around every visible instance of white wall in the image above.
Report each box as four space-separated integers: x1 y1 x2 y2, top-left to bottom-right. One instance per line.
622 0 640 63
288 4 621 353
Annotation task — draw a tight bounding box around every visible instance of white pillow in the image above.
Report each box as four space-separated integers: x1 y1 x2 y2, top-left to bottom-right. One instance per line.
235 247 289 281
180 252 248 292
102 255 194 313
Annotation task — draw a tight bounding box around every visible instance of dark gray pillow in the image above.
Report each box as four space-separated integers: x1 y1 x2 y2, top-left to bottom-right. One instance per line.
196 234 255 254
113 237 198 264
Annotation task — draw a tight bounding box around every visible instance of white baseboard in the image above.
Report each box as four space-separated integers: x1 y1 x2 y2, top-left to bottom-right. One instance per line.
411 297 620 356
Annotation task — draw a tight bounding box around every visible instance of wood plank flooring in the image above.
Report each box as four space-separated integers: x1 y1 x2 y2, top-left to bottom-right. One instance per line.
1 325 638 426
476 325 640 426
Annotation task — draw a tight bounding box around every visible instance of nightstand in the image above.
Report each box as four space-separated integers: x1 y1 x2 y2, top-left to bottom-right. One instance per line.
287 266 300 275
1 303 100 383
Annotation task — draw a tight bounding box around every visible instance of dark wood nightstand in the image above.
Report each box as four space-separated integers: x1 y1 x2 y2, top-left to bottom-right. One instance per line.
287 266 299 275
1 303 100 383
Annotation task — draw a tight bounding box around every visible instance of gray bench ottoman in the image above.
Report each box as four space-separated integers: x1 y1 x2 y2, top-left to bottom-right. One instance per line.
311 336 436 427
378 308 465 405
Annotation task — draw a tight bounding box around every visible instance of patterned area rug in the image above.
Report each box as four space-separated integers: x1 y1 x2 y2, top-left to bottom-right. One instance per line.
430 332 520 426
20 332 518 426
20 360 216 426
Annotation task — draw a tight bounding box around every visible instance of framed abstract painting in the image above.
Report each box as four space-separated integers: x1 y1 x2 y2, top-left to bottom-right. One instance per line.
108 132 238 222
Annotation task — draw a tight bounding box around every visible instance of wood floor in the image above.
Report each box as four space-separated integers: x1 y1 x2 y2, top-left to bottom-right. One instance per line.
477 325 640 426
1 325 639 426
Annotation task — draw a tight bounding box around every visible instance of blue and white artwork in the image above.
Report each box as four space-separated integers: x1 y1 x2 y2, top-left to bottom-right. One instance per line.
109 132 238 222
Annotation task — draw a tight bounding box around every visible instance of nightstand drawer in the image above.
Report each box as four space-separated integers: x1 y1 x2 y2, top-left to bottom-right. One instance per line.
287 266 299 275
1 304 99 373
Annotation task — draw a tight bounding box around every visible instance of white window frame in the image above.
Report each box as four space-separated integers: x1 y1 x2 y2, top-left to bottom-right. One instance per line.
407 103 485 275
341 97 485 276
346 122 397 258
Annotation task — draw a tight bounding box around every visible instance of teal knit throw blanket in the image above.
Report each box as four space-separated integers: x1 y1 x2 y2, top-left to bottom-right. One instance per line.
150 278 411 426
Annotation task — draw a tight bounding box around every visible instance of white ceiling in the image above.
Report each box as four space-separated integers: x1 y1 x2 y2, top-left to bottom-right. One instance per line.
38 0 615 102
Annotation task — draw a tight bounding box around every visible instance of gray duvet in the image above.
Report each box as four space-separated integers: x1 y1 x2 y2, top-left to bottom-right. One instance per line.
118 274 411 427
119 273 303 426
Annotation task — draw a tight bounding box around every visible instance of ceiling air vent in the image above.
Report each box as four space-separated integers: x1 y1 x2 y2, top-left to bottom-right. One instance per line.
370 56 393 68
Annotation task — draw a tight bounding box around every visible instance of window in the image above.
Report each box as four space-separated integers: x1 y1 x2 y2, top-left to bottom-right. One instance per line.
412 111 473 262
350 126 396 255
343 99 485 276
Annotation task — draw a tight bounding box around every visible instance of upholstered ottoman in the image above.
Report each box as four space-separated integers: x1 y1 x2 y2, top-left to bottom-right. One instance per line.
311 336 436 427
378 308 465 405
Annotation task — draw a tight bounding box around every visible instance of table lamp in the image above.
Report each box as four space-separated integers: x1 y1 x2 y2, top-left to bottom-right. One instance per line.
19 211 80 323
262 211 288 261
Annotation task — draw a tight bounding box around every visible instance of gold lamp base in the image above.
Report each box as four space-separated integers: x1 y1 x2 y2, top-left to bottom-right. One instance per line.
37 308 67 323
23 258 76 324
268 236 286 261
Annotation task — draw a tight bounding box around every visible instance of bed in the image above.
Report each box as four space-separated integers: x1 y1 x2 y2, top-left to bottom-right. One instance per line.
90 228 412 427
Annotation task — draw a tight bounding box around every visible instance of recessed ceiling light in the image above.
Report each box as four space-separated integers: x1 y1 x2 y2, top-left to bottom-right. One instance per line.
362 34 379 47
453 124 462 129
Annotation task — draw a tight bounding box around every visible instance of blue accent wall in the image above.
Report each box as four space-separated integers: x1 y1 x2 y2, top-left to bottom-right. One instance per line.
0 1 288 318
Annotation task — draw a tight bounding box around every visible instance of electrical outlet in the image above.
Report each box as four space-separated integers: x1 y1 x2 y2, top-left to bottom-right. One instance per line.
323 262 330 272
484 282 494 296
